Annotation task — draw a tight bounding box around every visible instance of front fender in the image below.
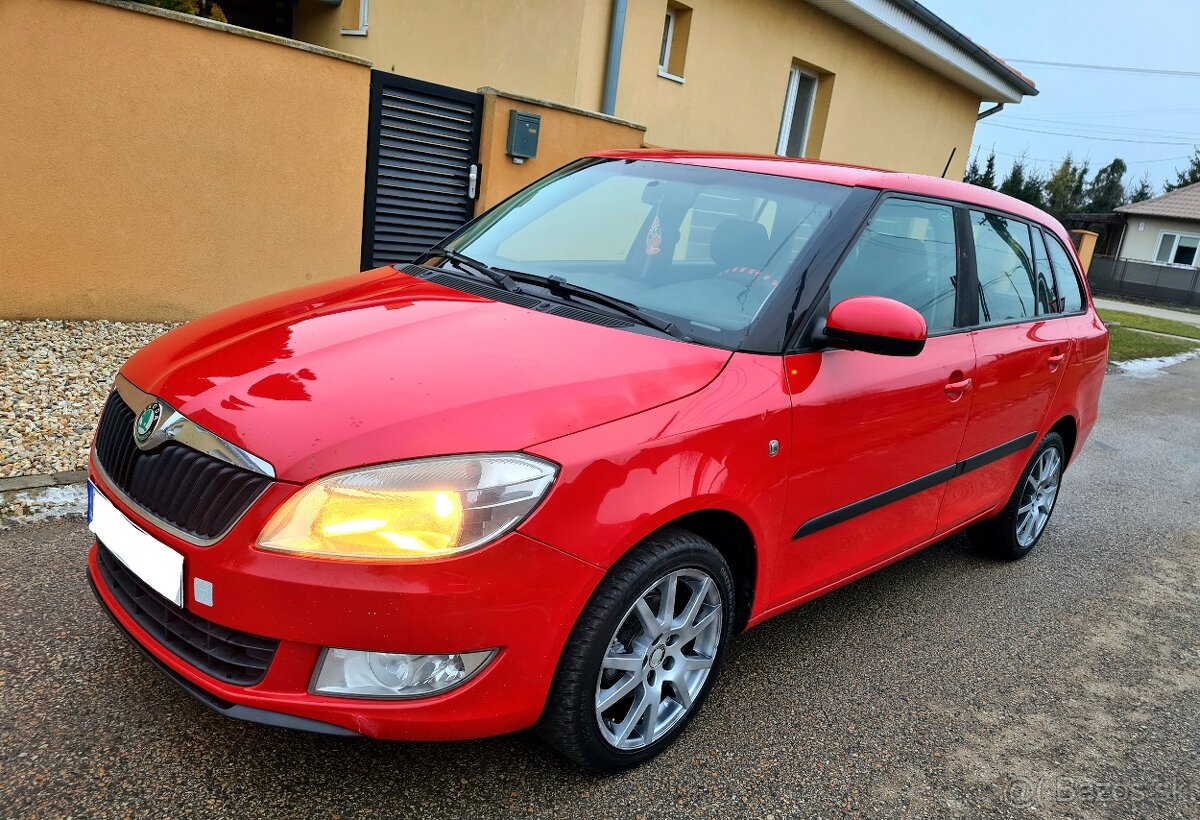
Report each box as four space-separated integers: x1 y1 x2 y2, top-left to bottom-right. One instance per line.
520 353 791 579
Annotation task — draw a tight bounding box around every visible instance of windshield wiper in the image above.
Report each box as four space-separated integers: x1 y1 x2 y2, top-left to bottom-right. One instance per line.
507 272 686 341
418 249 523 293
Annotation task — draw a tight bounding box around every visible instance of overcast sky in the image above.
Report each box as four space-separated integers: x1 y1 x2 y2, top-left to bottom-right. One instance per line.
918 0 1200 192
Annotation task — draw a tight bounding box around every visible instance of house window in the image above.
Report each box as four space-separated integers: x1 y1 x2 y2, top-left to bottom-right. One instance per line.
341 0 368 36
658 4 690 82
777 66 819 158
1154 231 1199 266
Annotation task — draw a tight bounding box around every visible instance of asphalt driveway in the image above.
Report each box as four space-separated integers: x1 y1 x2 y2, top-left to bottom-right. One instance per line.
1 359 1197 819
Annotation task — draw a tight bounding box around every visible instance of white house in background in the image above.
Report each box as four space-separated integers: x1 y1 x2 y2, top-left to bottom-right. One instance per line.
1114 182 1200 268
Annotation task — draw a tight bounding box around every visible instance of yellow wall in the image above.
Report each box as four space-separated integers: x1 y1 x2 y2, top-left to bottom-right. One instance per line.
1070 230 1099 273
613 0 980 178
293 0 981 180
294 0 594 106
475 90 646 211
0 0 370 322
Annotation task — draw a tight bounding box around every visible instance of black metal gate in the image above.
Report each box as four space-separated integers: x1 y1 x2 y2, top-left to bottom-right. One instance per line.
361 71 483 269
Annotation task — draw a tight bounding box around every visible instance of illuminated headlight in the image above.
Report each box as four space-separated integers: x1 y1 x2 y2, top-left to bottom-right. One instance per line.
256 454 557 561
312 648 496 698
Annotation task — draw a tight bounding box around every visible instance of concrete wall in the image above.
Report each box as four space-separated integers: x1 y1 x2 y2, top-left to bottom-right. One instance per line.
1118 216 1200 264
475 90 646 212
0 0 371 321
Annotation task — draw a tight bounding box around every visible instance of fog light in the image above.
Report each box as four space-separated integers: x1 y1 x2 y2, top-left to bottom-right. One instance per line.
311 648 496 698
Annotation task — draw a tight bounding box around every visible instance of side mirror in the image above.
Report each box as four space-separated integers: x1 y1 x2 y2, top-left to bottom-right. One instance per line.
823 296 927 357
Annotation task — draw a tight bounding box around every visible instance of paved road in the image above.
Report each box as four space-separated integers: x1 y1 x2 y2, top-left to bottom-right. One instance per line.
1094 296 1200 328
2 360 1198 819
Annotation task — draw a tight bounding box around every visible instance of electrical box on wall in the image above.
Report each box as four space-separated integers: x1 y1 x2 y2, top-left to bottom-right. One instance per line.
506 111 541 163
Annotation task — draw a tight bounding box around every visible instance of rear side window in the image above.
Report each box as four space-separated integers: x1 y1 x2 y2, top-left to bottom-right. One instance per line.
1030 228 1057 315
1044 231 1086 313
971 210 1037 324
827 198 958 332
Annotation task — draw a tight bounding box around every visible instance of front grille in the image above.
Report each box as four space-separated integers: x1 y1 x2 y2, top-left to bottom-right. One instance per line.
96 543 278 686
93 392 271 541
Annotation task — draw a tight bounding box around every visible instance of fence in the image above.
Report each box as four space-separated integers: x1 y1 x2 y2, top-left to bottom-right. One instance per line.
1088 255 1200 307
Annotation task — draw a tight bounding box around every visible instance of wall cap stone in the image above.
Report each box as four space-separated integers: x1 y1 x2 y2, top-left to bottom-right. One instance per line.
478 87 647 132
85 0 373 67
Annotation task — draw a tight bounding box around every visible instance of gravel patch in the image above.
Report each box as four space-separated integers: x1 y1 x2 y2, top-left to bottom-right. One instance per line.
0 319 176 479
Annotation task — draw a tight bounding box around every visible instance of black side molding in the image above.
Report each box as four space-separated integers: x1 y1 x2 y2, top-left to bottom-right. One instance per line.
954 431 1037 477
793 432 1038 540
88 571 360 738
794 465 957 539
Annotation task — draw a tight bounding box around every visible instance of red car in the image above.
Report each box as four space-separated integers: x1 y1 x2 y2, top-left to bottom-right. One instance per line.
87 150 1107 771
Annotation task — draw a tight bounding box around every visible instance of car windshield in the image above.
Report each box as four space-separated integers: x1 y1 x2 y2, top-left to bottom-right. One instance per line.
442 159 851 347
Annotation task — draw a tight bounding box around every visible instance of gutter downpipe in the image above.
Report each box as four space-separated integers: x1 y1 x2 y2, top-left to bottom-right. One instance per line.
602 0 628 116
977 103 1004 121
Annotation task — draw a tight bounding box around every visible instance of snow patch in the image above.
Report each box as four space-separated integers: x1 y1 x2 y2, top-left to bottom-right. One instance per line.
1115 347 1200 378
0 483 87 528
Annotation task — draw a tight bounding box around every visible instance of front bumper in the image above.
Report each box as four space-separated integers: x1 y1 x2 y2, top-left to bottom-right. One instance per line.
86 490 603 740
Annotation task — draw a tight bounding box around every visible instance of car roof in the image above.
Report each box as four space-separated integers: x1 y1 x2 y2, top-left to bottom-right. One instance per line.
589 148 1061 233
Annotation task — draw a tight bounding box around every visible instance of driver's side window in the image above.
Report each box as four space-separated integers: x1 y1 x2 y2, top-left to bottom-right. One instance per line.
827 198 959 332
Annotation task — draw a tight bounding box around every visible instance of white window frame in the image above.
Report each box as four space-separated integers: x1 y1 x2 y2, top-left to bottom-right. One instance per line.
341 0 369 37
657 7 685 83
776 66 819 158
1154 229 1200 267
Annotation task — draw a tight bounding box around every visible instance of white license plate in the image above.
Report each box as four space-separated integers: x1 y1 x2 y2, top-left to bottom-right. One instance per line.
88 482 184 607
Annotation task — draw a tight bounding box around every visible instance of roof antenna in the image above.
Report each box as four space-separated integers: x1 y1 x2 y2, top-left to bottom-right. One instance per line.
941 147 957 179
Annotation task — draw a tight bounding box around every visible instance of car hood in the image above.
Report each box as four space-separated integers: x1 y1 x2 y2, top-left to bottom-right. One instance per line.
121 268 731 483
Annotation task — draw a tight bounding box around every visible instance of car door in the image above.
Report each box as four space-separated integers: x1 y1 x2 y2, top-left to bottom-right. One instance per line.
769 196 975 609
937 211 1073 532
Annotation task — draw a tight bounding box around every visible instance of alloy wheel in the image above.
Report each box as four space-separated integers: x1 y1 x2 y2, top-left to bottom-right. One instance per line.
1016 447 1061 547
594 569 723 750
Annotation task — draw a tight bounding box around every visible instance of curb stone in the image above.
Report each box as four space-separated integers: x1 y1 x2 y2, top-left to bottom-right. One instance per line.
0 470 88 493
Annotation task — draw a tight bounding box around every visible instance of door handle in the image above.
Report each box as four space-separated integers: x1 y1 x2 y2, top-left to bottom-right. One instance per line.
467 164 479 199
944 377 972 397
1047 352 1066 369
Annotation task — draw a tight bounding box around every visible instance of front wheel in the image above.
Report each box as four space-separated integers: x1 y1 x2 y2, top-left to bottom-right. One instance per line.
969 431 1065 560
537 527 735 772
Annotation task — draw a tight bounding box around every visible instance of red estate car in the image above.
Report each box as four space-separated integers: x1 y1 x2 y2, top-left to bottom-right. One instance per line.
87 150 1107 771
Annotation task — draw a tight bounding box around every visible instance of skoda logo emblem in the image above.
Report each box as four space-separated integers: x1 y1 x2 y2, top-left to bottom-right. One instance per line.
135 402 162 444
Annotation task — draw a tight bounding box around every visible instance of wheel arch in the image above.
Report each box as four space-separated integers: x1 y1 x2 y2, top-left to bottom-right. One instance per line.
650 509 758 634
1047 414 1078 465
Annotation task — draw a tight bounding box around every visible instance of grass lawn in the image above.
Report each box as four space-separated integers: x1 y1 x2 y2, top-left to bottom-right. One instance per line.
1097 308 1200 341
1107 326 1199 362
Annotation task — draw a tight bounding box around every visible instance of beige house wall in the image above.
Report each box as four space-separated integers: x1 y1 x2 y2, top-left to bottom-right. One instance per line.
613 0 980 178
475 90 646 212
1 0 371 322
293 0 594 107
1118 216 1200 264
295 0 982 180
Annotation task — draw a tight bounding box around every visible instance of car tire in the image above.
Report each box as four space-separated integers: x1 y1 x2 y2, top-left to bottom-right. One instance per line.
968 432 1066 561
537 526 736 773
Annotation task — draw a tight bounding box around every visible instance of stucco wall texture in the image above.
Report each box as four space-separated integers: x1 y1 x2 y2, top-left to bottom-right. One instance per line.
297 0 982 178
1 0 371 321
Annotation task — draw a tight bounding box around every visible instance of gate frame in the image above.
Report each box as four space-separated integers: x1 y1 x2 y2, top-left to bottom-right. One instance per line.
360 70 484 271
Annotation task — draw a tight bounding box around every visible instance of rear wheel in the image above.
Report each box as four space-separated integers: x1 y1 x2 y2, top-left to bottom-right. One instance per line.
969 432 1065 560
538 527 735 772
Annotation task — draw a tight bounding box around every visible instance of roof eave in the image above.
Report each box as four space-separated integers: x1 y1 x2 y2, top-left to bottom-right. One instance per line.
805 0 1037 103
